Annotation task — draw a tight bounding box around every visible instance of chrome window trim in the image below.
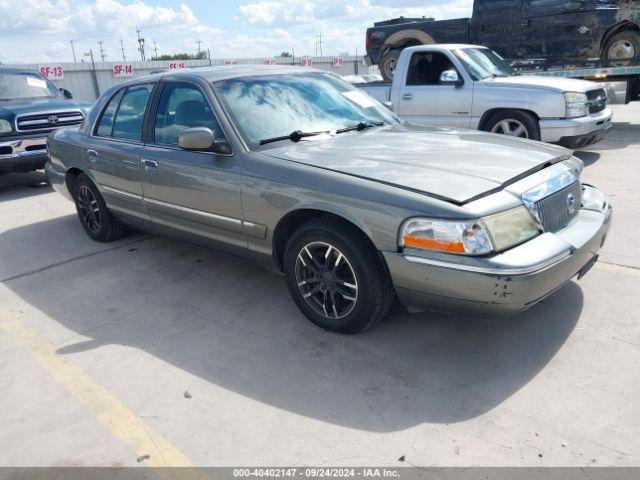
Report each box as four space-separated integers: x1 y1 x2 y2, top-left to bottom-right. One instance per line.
404 250 571 276
101 185 142 200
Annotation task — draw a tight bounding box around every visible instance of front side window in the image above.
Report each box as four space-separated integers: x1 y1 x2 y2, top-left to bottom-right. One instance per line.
213 73 399 146
0 72 60 101
154 83 221 145
406 52 458 86
111 84 153 141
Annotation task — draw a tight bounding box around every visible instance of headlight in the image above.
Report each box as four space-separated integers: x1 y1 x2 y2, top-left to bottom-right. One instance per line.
482 206 540 252
400 207 540 256
400 219 493 255
565 92 588 118
0 119 12 134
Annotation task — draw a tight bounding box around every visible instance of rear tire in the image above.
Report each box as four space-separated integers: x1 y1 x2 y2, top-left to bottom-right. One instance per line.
72 174 126 242
484 110 540 141
283 217 394 334
602 30 640 67
380 49 401 82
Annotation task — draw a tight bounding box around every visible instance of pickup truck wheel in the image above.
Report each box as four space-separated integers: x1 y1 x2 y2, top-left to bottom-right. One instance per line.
72 174 126 242
485 111 540 141
283 217 394 334
380 49 400 81
603 31 640 67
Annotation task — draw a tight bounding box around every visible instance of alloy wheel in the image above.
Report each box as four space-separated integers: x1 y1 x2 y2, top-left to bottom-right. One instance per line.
295 241 358 320
491 119 529 138
608 40 636 65
76 185 101 234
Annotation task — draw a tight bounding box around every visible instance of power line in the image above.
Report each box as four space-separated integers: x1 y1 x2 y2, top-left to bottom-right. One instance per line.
98 40 106 62
136 28 146 61
69 40 77 63
120 39 126 62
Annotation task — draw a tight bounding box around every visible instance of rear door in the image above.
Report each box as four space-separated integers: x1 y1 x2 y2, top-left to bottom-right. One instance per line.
88 83 154 225
523 0 597 64
140 80 247 250
474 0 524 60
396 50 473 128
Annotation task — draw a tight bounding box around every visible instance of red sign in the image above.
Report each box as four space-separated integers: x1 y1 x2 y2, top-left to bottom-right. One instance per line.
263 58 277 65
332 58 344 68
169 62 186 69
224 60 239 66
38 65 64 80
300 58 313 67
113 64 133 77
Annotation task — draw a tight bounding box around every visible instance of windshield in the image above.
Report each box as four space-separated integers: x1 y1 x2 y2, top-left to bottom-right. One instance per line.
453 48 515 80
0 72 61 101
213 73 399 146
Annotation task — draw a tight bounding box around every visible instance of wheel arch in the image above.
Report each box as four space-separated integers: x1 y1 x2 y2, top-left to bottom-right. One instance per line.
478 108 541 131
383 29 434 53
600 21 640 55
272 208 380 271
65 167 85 195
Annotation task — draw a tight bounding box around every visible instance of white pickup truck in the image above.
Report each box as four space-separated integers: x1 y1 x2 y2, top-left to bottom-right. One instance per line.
356 44 613 149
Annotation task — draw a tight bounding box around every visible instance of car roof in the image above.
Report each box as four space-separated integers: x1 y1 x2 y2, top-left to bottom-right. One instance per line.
121 65 324 87
0 67 40 74
405 44 487 51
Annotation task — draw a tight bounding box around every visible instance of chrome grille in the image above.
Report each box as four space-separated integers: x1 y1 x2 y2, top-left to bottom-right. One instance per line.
16 110 84 132
586 88 607 114
534 181 582 232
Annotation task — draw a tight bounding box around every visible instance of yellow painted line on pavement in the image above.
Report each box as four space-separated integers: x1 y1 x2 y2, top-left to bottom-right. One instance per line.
0 311 207 477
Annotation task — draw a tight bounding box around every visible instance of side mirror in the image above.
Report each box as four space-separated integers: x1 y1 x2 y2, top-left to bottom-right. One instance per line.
60 88 73 99
439 70 463 86
382 100 394 111
177 127 232 155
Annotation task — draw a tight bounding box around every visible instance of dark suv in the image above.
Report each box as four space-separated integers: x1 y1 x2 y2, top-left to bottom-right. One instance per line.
0 68 91 175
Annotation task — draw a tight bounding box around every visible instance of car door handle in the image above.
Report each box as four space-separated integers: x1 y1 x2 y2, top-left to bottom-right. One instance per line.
141 159 158 168
403 93 413 101
87 149 98 160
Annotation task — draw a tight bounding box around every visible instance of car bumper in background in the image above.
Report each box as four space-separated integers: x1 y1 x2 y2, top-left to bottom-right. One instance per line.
384 186 612 316
0 136 49 174
540 108 613 147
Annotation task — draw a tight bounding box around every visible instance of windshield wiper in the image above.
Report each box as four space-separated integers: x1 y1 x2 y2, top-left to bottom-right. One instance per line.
259 129 329 145
335 120 384 134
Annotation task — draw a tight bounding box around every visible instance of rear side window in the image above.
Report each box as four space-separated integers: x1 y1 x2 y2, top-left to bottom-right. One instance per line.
154 83 221 145
96 89 124 137
111 84 153 141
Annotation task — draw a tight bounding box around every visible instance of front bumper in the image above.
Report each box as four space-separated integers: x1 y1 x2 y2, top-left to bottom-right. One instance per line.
0 136 49 174
384 186 612 316
540 108 612 147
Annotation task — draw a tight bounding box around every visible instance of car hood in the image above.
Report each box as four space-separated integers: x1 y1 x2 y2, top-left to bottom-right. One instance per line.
0 97 91 120
485 75 600 93
261 123 572 204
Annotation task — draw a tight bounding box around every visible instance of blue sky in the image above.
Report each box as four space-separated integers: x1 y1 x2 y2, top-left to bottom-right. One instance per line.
0 0 473 64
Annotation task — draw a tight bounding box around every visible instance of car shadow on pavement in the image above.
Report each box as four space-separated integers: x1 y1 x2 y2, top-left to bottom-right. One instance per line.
2 216 583 432
573 150 601 166
0 171 51 200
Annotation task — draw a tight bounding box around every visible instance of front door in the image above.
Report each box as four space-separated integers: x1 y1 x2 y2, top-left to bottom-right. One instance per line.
523 0 597 65
140 81 246 250
396 51 473 128
87 83 154 226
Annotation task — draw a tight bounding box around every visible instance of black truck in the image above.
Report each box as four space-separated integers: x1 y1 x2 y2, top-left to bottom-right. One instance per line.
366 0 640 81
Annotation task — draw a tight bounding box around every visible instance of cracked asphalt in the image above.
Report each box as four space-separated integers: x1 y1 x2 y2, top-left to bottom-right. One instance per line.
0 103 639 467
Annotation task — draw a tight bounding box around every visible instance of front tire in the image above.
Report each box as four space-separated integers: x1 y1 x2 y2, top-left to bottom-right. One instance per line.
602 30 640 67
72 174 126 242
283 217 394 334
484 110 540 141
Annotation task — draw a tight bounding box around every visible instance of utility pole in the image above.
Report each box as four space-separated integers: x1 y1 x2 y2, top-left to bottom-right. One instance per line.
84 49 100 98
120 39 126 62
136 28 146 61
69 40 77 62
98 40 106 62
153 41 159 59
197 40 202 54
318 32 323 57
207 48 212 66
